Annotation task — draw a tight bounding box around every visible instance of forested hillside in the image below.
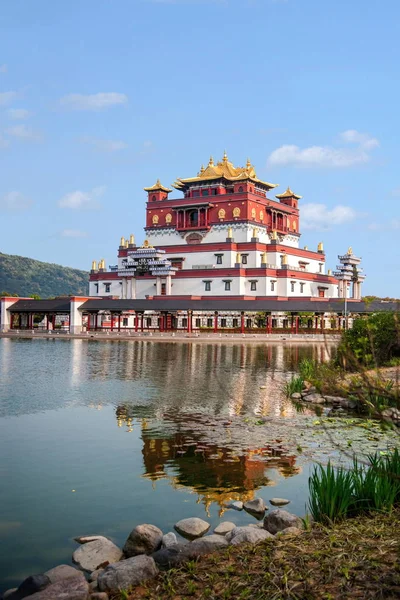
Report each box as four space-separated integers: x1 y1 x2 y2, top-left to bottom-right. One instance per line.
0 252 88 298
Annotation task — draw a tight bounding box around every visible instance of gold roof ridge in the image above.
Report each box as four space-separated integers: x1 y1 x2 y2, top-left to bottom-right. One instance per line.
144 179 172 193
276 186 302 200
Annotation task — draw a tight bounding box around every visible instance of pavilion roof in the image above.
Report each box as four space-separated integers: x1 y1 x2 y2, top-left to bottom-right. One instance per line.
144 179 172 193
275 187 302 200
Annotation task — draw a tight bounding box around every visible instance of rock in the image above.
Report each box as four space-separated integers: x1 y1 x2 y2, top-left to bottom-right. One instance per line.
308 386 317 393
214 521 236 535
264 510 302 535
123 524 163 557
73 536 123 572
243 498 266 517
98 555 158 593
3 590 17 599
248 522 264 529
382 408 400 421
162 532 177 548
324 395 347 405
303 381 312 390
275 527 303 538
174 517 210 540
90 594 109 600
27 577 89 600
303 393 325 404
89 569 104 582
74 535 106 544
227 526 273 546
291 393 302 400
44 565 85 584
6 574 51 599
269 498 290 507
151 544 189 569
227 501 243 511
188 535 229 554
89 581 98 592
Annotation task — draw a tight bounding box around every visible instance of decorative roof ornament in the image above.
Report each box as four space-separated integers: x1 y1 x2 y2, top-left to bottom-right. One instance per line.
91 260 97 271
281 254 288 266
208 155 214 167
276 187 302 200
120 236 125 247
223 150 228 163
271 230 278 240
143 179 172 193
317 241 324 252
227 226 233 238
348 246 353 255
246 158 252 169
129 234 135 245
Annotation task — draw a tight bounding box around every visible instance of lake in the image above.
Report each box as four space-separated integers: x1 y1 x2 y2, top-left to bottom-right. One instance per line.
0 337 362 591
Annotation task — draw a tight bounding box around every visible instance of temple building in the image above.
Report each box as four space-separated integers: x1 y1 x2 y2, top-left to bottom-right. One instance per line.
89 153 363 301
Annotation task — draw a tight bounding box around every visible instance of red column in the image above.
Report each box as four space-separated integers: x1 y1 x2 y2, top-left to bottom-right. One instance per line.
321 315 324 331
159 314 163 332
135 313 139 332
265 315 269 334
46 315 49 330
87 314 91 331
95 313 98 330
118 314 121 332
110 314 114 331
10 313 14 329
338 316 341 331
141 314 144 331
291 315 294 334
241 312 245 333
295 316 299 334
187 310 192 333
214 311 218 333
52 314 56 330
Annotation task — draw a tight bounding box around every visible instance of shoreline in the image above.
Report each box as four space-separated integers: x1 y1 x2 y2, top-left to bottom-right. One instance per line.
0 331 340 345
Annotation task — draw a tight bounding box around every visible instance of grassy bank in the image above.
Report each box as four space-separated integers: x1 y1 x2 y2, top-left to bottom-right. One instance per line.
115 509 400 600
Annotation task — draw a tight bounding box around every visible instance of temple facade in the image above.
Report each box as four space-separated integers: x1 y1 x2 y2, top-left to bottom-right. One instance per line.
89 153 364 302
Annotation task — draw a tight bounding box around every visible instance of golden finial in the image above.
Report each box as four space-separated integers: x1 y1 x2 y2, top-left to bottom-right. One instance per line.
91 260 97 271
120 236 125 247
99 259 105 270
271 230 277 240
236 252 240 263
208 155 214 167
328 269 332 276
317 241 324 252
143 239 149 248
129 234 135 245
246 157 252 168
223 150 228 162
227 226 233 238
125 239 129 248
199 164 205 174
347 246 353 255
281 254 288 266
252 227 257 238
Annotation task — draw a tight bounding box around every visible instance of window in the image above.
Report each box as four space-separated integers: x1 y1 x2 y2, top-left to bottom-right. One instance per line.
146 317 152 327
215 254 223 264
201 189 209 196
195 318 201 328
246 318 252 328
242 254 248 265
300 283 305 293
224 280 231 291
232 318 239 328
182 318 188 328
319 263 323 273
94 283 99 293
192 190 200 197
104 283 111 293
250 281 257 291
221 318 227 327
319 289 325 298
238 186 244 193
123 318 128 327
291 282 295 292
204 281 211 291
270 281 275 292
161 283 166 295
207 318 213 328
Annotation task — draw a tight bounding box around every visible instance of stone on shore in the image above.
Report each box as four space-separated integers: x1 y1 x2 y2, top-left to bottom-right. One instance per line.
227 526 273 546
243 498 266 517
174 517 210 540
264 509 302 535
162 532 178 548
188 534 229 554
270 498 290 507
152 544 189 569
291 393 301 400
44 564 85 584
275 526 303 537
98 556 158 592
227 501 243 511
302 393 325 404
123 524 163 557
214 521 236 535
73 536 123 572
89 569 104 582
26 577 89 600
6 574 51 599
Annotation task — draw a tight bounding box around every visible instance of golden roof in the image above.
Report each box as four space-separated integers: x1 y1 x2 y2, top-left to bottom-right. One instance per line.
144 179 172 193
172 153 278 191
276 187 302 200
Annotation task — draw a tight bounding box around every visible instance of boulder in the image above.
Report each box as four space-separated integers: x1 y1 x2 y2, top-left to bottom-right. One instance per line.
263 509 302 535
323 395 348 406
303 393 325 404
123 524 163 557
275 527 303 538
174 517 210 540
88 569 104 582
243 498 266 517
161 532 178 548
74 535 105 544
44 565 85 584
269 498 290 507
214 521 236 536
73 536 123 572
188 535 228 554
26 577 89 600
98 556 158 593
227 526 273 546
152 544 189 569
6 575 51 599
291 393 302 400
227 501 243 511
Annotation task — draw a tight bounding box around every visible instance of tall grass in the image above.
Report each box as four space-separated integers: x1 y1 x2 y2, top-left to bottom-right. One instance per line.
309 450 400 524
283 375 304 397
299 358 317 381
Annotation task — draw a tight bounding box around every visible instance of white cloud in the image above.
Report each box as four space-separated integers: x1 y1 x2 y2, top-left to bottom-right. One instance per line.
7 108 31 120
58 186 105 210
0 191 33 211
0 91 17 106
6 124 42 141
80 136 128 152
61 229 88 238
301 203 357 230
60 92 128 111
267 130 379 168
0 64 7 73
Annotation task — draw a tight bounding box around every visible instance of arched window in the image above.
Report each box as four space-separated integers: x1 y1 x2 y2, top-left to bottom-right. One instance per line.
238 186 244 193
152 195 156 202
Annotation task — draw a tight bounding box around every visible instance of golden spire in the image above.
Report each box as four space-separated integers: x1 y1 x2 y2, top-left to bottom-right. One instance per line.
347 246 353 255
125 239 129 248
281 254 288 266
120 236 125 247
91 260 97 271
317 241 324 252
199 164 205 174
129 234 135 245
246 157 252 169
271 230 277 241
227 226 233 238
208 155 214 167
223 150 228 162
252 227 257 238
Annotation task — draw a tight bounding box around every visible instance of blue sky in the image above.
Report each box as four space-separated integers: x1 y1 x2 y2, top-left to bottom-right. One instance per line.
0 0 399 296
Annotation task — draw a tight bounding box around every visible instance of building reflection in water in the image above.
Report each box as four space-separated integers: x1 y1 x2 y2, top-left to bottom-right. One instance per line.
115 405 301 516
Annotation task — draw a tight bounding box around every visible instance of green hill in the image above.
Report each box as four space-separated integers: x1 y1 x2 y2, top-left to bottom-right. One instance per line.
0 252 88 298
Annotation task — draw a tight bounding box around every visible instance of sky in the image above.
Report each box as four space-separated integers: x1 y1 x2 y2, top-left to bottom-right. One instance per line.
0 0 399 296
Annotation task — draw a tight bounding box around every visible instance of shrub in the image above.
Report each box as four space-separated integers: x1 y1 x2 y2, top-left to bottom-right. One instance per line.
308 462 354 524
283 375 304 397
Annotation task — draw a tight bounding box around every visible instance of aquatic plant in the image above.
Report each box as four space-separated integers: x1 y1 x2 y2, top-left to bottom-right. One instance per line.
298 358 317 381
308 462 354 524
283 375 304 397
